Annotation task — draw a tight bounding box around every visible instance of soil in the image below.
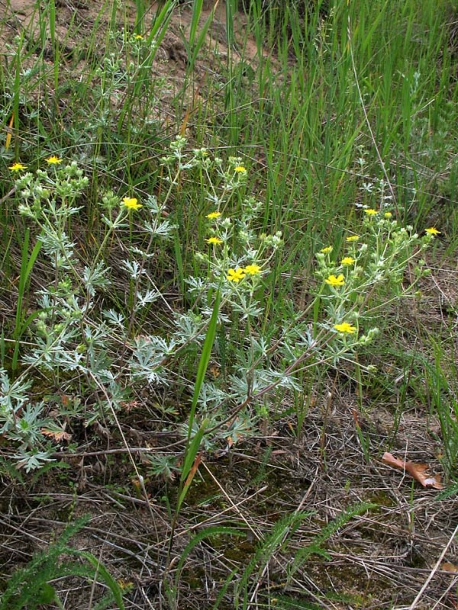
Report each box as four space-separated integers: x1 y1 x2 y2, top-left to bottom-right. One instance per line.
1 2 458 609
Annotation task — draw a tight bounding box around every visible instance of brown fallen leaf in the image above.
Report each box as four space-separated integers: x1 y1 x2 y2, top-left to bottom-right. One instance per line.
382 452 443 489
41 427 72 443
441 562 458 573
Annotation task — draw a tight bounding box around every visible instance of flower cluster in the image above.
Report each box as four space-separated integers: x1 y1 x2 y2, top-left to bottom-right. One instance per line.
226 264 262 282
3 139 439 477
314 207 437 353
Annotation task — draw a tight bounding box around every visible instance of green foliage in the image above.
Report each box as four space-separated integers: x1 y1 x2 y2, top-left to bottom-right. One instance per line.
11 228 42 372
426 340 458 477
165 525 245 609
0 140 440 479
0 517 125 610
286 502 375 583
267 597 322 610
436 480 458 501
205 502 374 609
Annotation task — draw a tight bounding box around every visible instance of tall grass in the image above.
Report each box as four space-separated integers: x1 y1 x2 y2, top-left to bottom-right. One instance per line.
3 0 456 238
174 0 458 316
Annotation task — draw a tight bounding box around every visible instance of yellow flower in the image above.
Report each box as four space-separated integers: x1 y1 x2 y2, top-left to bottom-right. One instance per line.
122 197 142 210
346 235 359 242
325 274 345 287
9 162 27 171
234 166 247 173
341 256 355 266
364 208 378 216
425 227 440 236
334 322 357 334
206 211 221 219
244 264 261 275
134 34 143 40
384 212 392 218
227 268 246 282
46 155 62 165
320 246 333 254
206 237 223 245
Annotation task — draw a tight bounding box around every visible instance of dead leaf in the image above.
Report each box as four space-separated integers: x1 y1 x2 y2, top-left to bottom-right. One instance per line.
209 364 221 379
441 562 458 573
41 428 72 443
351 408 360 429
382 452 443 489
120 400 140 412
184 453 202 488
5 112 14 150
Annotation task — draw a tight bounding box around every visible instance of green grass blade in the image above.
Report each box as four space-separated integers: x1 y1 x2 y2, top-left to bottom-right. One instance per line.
149 0 177 42
188 5 217 71
176 525 243 577
174 288 222 521
12 230 42 371
189 0 204 49
187 287 222 439
80 552 126 610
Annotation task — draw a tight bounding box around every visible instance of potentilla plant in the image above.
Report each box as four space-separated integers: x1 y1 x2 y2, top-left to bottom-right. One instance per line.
157 142 439 461
313 209 437 357
4 145 278 471
5 157 177 469
3 143 439 475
